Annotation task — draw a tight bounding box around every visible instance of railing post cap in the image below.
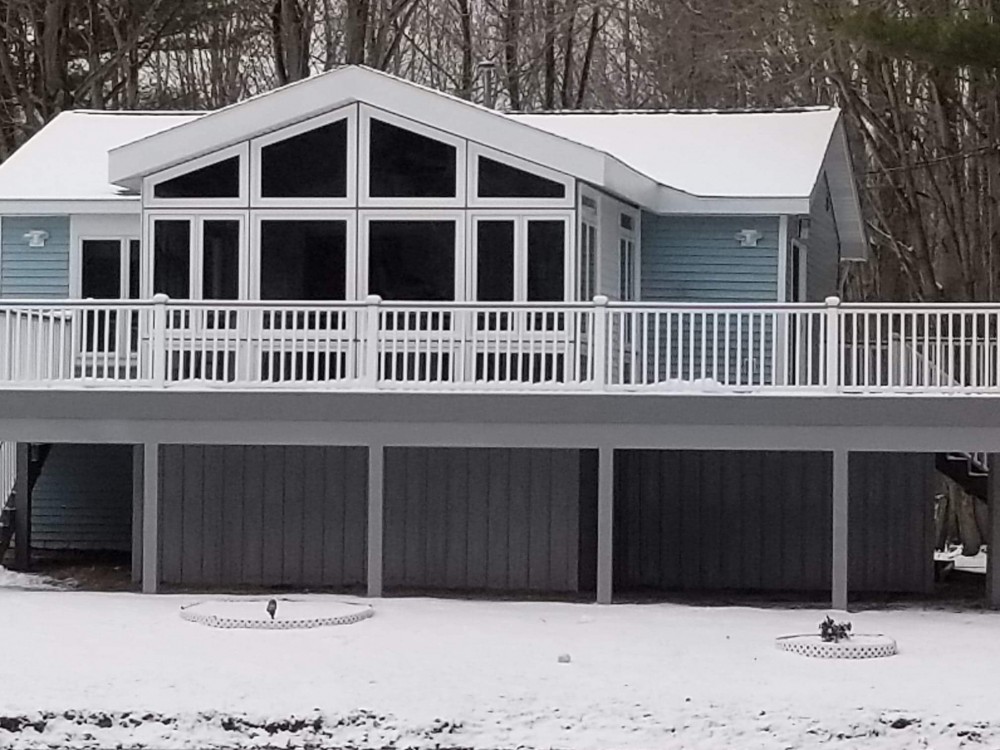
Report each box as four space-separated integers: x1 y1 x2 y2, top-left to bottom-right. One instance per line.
152 293 170 303
825 295 842 307
365 294 383 305
593 294 610 306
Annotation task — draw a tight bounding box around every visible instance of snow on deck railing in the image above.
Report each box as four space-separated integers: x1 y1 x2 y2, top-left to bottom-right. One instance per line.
0 295 999 395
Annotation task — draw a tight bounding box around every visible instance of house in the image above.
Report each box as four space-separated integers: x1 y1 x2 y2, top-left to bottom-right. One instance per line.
0 66 995 608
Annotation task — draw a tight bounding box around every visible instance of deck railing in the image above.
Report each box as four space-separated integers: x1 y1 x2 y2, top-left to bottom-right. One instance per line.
0 442 15 503
2 295 1000 394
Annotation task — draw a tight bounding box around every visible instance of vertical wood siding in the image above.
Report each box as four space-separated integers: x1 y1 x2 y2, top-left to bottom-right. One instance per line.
159 445 367 588
0 216 71 298
614 450 934 593
31 444 133 550
383 447 581 592
640 214 780 302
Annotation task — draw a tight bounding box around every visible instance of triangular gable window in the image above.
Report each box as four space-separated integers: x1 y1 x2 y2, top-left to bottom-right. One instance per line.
153 156 240 199
261 119 348 198
477 156 566 199
368 119 457 198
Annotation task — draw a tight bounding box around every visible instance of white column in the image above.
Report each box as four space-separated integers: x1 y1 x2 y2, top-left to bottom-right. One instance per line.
831 449 849 611
987 454 1000 609
596 446 614 604
367 443 385 598
141 442 160 594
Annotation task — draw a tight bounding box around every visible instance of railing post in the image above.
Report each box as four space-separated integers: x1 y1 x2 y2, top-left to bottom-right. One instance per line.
825 296 841 393
364 294 382 388
593 295 610 390
151 294 169 387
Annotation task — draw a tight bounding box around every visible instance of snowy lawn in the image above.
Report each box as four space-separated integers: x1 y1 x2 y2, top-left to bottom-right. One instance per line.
2 585 1000 749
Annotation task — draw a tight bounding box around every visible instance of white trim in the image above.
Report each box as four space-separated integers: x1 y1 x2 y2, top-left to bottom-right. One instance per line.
467 143 574 210
70 214 142 298
143 143 249 210
777 214 789 303
469 211 574 301
358 105 467 209
791 239 808 303
250 104 358 209
0 200 140 215
249 210 358 301
358 210 467 301
146 211 249 300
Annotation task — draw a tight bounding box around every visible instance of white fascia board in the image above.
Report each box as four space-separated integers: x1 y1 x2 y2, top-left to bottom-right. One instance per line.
0 199 139 215
828 120 868 260
109 66 609 191
602 158 659 209
655 185 810 216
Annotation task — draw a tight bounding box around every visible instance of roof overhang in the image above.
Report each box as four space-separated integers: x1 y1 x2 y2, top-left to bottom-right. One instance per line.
0 198 139 215
109 66 621 193
824 119 868 260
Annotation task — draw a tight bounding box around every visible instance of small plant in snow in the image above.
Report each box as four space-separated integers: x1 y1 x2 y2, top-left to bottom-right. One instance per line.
819 616 852 643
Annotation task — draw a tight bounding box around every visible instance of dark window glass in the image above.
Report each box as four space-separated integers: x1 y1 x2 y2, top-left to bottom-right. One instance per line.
202 221 240 300
128 240 141 299
368 119 456 198
261 120 348 198
153 220 191 299
527 220 565 301
368 221 455 301
478 156 566 199
154 156 240 199
260 221 347 300
476 221 515 301
82 240 121 299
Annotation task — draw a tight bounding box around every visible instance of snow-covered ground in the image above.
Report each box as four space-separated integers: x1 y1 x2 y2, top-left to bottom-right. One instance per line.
2 585 1000 749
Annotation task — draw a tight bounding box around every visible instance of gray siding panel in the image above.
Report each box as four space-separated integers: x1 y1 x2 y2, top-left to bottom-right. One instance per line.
383 447 581 592
1 216 71 298
159 445 367 588
806 174 841 301
640 214 780 302
31 444 132 550
615 450 934 593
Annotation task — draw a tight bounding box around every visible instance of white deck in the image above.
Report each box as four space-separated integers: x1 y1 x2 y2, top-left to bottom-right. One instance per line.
0 296 994 395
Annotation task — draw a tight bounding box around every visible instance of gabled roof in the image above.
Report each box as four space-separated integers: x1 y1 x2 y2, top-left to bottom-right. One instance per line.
0 66 865 257
0 111 202 212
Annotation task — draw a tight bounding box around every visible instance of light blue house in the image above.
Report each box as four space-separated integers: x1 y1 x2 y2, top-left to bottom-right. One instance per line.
0 66 986 608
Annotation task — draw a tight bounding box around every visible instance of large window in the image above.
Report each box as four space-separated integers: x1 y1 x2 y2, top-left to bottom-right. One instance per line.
258 220 347 300
527 220 567 301
368 119 457 199
260 121 348 199
478 157 566 199
202 220 240 300
151 216 244 302
475 220 516 301
367 219 457 301
472 215 569 302
153 220 191 299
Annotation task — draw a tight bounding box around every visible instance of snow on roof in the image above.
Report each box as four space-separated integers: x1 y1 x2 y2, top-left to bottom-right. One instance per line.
0 110 203 202
511 108 841 199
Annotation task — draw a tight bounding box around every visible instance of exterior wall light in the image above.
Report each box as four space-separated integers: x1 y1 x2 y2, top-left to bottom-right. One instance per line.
24 230 49 248
735 229 762 247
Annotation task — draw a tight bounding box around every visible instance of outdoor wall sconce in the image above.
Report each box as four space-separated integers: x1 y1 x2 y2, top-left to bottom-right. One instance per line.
735 229 762 247
23 229 49 248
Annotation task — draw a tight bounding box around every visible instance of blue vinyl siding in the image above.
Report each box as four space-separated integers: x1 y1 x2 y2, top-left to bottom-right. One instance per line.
640 214 780 302
0 216 71 298
31 444 133 551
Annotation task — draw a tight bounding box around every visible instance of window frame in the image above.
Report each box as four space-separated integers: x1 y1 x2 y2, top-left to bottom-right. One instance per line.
467 143 575 210
143 143 249 210
469 211 574 302
618 207 640 301
249 105 358 209
145 210 249 301
359 210 467 301
578 187 600 302
359 105 467 209
249 210 358 302
78 237 140 300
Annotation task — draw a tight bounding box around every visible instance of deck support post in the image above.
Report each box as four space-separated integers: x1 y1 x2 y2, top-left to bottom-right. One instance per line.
131 445 144 584
987 454 1000 609
13 443 31 570
831 449 849 611
141 442 159 593
596 445 614 604
367 443 385 598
